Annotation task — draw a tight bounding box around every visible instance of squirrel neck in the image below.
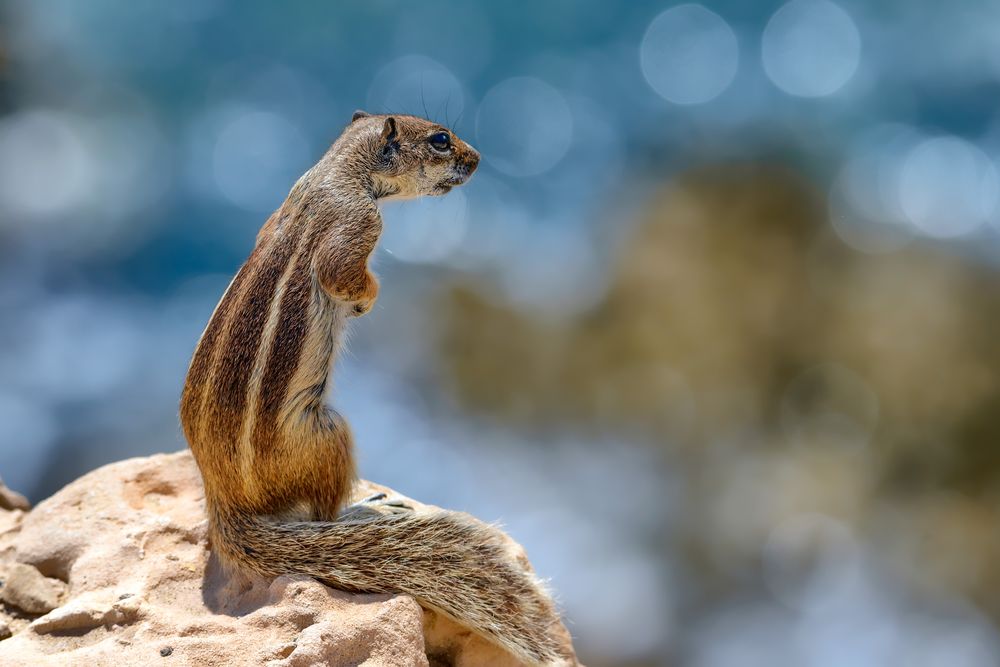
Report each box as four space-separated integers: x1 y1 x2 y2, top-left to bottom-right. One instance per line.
296 128 398 206
294 159 378 215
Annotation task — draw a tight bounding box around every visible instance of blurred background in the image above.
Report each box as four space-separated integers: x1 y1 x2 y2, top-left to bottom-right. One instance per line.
2 1 1000 664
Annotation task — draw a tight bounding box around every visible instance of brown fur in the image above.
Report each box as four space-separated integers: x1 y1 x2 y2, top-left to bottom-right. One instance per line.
180 113 572 665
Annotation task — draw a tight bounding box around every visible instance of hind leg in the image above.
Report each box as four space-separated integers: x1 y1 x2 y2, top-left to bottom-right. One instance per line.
282 405 357 522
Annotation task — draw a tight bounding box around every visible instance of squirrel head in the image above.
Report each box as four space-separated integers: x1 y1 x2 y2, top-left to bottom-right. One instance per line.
347 111 480 201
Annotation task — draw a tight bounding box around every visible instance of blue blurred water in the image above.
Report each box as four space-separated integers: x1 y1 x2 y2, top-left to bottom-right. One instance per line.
2 1 1000 664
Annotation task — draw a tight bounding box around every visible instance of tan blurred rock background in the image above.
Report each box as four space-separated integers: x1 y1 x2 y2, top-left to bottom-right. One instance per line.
437 164 1000 638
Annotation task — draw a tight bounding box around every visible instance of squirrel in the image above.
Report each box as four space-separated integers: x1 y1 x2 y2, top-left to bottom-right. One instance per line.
179 111 573 666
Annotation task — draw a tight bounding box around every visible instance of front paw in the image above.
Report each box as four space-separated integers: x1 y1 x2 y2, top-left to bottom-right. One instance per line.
331 272 378 317
351 298 374 317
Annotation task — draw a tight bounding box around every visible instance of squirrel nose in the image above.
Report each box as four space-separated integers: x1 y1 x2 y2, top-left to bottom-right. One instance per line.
464 146 480 173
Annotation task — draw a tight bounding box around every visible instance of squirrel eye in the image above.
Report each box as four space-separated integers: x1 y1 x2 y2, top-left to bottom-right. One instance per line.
429 132 451 151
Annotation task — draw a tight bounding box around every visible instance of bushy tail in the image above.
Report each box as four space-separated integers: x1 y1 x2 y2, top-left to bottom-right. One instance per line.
211 505 570 666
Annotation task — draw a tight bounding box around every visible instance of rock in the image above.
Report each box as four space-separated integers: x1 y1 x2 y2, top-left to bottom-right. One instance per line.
0 478 29 512
0 563 65 614
0 451 578 666
0 477 29 542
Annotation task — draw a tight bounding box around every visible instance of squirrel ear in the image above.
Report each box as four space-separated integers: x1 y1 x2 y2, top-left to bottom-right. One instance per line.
351 110 370 122
380 116 398 144
379 117 399 160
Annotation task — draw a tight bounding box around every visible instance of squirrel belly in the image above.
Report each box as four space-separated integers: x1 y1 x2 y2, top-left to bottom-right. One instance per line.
179 112 572 666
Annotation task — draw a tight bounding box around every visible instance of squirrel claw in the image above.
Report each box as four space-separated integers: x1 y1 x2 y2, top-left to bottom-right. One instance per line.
339 493 414 521
350 298 374 317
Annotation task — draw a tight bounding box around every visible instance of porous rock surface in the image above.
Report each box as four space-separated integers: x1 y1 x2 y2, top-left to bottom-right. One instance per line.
0 451 576 666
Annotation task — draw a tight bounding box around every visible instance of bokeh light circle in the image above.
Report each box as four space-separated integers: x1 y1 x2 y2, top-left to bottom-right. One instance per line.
827 124 921 253
829 171 913 255
380 188 468 264
367 55 465 120
0 110 94 220
762 0 861 97
212 110 309 213
897 136 999 238
762 513 858 613
639 4 739 105
475 77 573 177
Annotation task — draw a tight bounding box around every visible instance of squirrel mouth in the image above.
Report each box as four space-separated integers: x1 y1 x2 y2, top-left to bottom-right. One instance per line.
435 179 462 193
440 171 472 188
442 163 475 188
435 165 474 193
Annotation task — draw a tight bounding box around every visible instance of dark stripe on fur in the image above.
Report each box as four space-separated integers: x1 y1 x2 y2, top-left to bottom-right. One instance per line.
208 223 302 445
251 249 313 452
180 260 253 437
